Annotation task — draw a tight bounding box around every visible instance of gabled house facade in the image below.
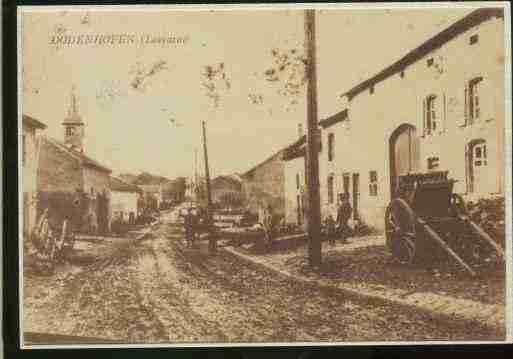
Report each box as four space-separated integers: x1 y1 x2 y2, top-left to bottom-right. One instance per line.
110 177 142 224
36 87 113 234
317 8 505 230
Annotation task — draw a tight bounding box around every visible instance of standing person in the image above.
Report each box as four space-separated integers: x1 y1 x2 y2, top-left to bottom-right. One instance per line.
325 214 336 246
336 193 352 243
263 204 274 246
183 208 194 247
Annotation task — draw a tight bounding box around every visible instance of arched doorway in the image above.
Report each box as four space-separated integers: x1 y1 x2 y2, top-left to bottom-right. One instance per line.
389 124 420 197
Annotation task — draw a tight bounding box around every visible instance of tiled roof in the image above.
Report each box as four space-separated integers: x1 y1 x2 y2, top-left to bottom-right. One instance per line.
22 114 47 130
139 185 161 194
44 137 112 173
110 176 142 193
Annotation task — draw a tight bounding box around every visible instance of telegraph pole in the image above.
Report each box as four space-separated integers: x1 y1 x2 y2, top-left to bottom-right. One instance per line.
304 9 322 267
202 120 216 253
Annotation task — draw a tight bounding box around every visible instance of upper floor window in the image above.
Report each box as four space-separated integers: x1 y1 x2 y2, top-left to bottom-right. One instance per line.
424 95 438 135
327 174 334 204
468 77 482 123
66 127 74 136
369 86 375 94
22 134 26 166
427 58 434 67
328 133 335 162
427 156 440 170
296 173 300 189
369 171 378 196
470 34 479 45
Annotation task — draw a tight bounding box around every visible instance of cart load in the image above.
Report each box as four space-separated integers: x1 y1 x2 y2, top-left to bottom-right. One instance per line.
385 171 504 276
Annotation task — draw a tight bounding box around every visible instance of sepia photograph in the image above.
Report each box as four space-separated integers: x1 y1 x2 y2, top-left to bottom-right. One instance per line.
18 3 511 347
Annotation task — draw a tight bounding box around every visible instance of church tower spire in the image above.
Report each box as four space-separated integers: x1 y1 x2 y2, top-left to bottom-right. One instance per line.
62 85 85 152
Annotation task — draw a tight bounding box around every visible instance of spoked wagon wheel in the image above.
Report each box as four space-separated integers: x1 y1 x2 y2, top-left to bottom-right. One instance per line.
385 198 417 264
450 193 467 217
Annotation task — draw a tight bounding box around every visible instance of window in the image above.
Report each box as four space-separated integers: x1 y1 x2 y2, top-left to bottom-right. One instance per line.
22 134 26 166
468 77 482 123
424 95 438 135
369 86 374 94
296 173 300 189
470 34 479 45
427 156 440 170
427 58 434 67
327 174 334 204
328 133 334 162
66 126 75 136
400 70 405 78
369 171 378 196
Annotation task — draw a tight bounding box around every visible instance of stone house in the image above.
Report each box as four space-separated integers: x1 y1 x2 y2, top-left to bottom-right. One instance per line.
139 184 163 210
37 87 113 234
110 177 142 224
211 175 243 208
316 8 505 231
21 114 47 238
241 151 286 218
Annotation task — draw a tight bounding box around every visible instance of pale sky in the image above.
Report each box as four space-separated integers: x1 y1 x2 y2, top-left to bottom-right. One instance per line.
21 6 473 180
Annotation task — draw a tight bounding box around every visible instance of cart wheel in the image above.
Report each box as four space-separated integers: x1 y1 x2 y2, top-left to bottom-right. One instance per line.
450 193 467 216
385 198 417 264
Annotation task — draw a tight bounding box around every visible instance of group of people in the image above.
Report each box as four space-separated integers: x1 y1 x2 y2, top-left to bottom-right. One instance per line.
183 207 208 247
324 193 353 245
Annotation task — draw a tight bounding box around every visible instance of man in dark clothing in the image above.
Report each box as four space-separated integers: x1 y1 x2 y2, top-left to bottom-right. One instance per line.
336 193 352 241
184 208 194 247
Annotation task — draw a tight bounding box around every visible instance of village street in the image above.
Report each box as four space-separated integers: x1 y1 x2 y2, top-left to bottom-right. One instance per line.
23 209 501 345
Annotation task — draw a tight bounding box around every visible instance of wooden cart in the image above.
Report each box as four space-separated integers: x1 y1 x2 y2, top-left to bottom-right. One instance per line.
385 171 504 276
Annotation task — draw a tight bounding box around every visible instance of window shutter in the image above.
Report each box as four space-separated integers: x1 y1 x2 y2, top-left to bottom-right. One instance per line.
443 93 447 132
480 77 491 122
422 98 427 137
464 144 471 193
463 84 468 126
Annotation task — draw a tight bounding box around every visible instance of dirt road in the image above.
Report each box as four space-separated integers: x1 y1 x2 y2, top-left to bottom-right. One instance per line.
23 215 501 344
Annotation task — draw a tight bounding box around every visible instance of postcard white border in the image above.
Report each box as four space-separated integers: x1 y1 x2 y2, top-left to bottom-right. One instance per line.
17 1 512 349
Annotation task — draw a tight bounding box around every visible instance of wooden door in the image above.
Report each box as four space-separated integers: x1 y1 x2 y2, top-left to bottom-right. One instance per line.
389 125 419 197
352 173 360 220
470 140 492 194
343 173 350 197
296 195 302 225
97 191 109 234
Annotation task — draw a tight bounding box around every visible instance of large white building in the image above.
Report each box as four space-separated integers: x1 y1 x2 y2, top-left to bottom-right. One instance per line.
285 8 506 231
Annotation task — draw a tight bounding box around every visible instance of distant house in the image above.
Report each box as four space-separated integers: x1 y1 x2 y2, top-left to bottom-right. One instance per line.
282 135 307 229
211 175 243 208
37 87 113 234
22 114 47 238
241 151 286 217
139 184 163 210
162 177 186 204
110 177 142 223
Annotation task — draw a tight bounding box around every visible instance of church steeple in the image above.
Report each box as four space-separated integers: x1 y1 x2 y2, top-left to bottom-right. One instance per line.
62 85 85 152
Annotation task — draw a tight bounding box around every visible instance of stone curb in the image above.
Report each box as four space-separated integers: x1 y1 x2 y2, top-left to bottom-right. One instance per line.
223 246 505 336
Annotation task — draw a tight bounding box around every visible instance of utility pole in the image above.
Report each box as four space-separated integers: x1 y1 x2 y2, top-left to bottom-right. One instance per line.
304 9 322 267
202 120 216 253
194 147 199 202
